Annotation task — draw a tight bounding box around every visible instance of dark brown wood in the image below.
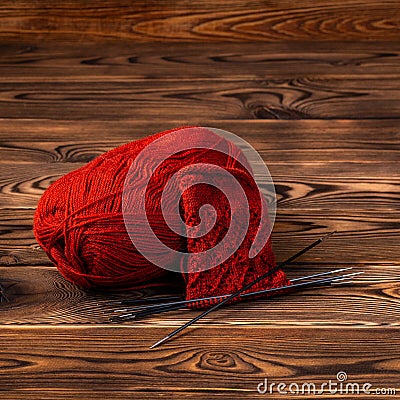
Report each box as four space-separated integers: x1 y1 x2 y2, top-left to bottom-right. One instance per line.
0 42 399 122
0 326 398 399
1 119 400 162
1 77 400 120
0 41 399 80
0 1 399 42
1 118 400 148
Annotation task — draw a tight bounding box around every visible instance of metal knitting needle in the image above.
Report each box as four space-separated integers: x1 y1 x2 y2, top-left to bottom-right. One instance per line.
148 272 362 317
150 231 336 348
240 271 362 298
113 267 348 313
116 271 362 320
291 266 352 282
112 266 352 314
112 271 362 321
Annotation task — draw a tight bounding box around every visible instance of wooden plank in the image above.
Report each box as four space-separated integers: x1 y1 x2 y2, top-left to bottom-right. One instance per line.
1 209 399 265
0 78 400 120
0 41 399 80
0 117 399 140
0 326 398 399
0 264 398 326
0 119 399 163
0 1 399 41
1 160 399 209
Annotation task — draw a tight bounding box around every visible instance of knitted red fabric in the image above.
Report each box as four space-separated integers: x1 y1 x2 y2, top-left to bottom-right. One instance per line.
34 127 289 307
181 175 287 308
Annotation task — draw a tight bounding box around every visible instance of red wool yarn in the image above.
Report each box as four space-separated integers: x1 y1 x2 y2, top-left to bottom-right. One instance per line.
34 127 289 308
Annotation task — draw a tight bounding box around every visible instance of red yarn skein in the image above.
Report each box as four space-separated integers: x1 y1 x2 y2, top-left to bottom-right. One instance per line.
34 127 289 307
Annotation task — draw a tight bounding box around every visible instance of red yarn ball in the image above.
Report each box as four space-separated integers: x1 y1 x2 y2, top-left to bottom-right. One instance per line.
34 128 182 290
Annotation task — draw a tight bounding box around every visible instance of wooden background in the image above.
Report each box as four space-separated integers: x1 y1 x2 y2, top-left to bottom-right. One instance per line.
0 1 399 399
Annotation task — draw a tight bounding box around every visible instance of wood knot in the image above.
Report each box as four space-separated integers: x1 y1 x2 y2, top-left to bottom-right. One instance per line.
252 104 308 120
202 352 236 368
197 350 258 373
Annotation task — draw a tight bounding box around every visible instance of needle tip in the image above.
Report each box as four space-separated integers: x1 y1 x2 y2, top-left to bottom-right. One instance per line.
331 271 364 284
320 231 336 242
150 336 169 349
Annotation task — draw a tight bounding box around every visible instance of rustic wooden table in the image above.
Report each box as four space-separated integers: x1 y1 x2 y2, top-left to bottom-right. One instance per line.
0 2 399 398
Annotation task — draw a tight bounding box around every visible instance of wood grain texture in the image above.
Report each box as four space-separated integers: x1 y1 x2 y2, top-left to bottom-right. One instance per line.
0 326 398 399
1 118 399 145
1 77 400 120
0 41 399 80
1 41 399 121
0 1 399 42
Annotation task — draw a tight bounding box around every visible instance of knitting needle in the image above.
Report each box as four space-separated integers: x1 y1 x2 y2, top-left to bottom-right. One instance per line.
111 271 362 321
112 272 361 321
240 271 362 297
112 266 352 314
291 266 352 282
150 231 336 349
113 266 353 309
